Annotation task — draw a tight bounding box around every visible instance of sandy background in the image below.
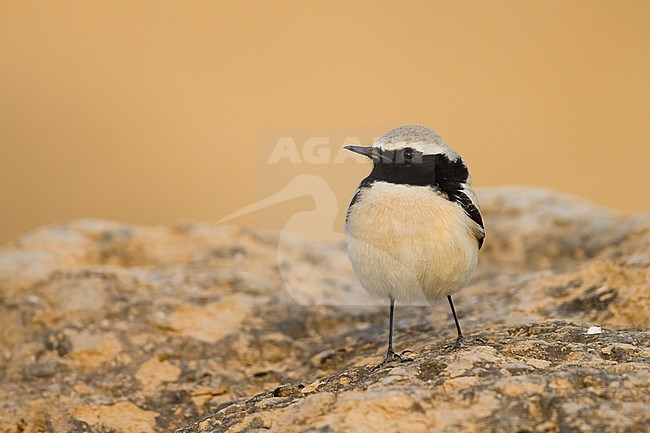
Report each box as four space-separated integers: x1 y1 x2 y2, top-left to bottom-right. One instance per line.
1 1 649 244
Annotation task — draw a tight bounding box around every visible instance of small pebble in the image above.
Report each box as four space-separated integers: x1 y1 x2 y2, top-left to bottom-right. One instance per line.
24 359 58 378
587 326 602 335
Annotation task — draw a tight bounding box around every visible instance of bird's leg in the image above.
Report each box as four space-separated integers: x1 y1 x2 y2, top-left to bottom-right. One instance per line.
386 297 398 359
447 295 465 348
375 298 406 368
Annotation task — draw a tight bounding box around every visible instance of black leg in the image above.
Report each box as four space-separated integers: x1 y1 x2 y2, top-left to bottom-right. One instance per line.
447 295 465 347
387 297 396 355
375 297 408 368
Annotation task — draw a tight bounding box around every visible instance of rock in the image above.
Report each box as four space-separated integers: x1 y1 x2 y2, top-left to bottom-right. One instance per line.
476 187 619 268
23 358 59 378
176 324 649 433
164 294 259 343
135 355 182 393
69 401 159 433
0 187 648 433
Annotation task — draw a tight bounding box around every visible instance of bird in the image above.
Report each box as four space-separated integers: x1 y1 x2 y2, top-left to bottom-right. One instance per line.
344 125 485 366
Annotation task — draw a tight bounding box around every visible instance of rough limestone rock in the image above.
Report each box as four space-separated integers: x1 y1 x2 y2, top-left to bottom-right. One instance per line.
0 187 648 433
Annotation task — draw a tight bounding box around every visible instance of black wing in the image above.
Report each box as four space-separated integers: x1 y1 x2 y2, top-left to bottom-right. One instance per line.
454 189 485 250
434 155 485 250
345 177 375 226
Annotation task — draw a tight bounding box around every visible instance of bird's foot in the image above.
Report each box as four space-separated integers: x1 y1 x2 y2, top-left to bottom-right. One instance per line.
444 335 486 352
444 335 466 352
373 349 413 370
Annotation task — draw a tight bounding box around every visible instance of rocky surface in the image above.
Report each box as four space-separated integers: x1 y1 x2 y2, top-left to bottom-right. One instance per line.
0 186 648 433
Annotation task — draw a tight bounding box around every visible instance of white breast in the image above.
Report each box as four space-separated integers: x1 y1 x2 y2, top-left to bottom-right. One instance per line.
345 181 479 304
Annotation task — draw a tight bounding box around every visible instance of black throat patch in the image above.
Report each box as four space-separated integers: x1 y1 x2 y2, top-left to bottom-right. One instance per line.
364 148 470 190
366 148 438 186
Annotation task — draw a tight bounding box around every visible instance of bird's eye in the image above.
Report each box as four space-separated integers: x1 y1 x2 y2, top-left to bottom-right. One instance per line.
403 148 414 160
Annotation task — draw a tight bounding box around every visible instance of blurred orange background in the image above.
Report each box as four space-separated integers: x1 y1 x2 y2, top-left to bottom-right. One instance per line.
1 1 649 244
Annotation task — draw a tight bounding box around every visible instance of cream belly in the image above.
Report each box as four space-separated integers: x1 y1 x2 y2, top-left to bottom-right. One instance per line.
345 181 479 304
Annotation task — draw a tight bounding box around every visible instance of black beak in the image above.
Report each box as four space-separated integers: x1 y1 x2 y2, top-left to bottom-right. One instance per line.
344 145 375 159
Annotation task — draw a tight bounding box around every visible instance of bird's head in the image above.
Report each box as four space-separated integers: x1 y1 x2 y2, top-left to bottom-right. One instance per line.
344 126 461 186
344 125 459 165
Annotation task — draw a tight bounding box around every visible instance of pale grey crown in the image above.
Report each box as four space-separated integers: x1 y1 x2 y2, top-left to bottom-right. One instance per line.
372 125 460 160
